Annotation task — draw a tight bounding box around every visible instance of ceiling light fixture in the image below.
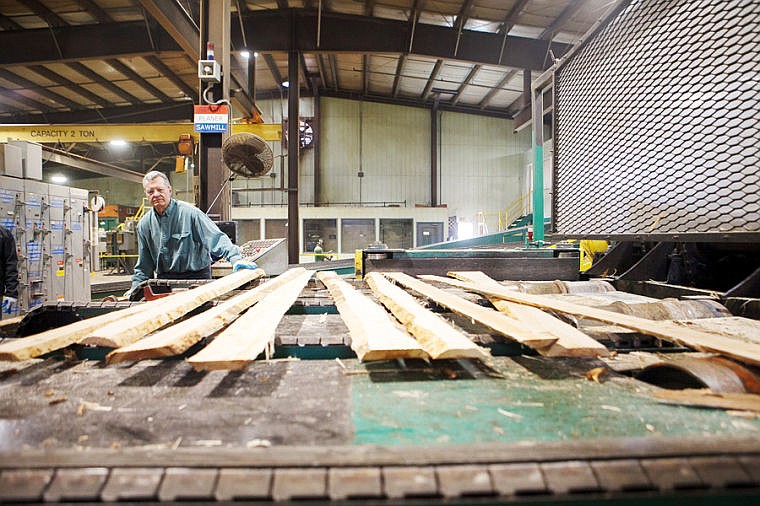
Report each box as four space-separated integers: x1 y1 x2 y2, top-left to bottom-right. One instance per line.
51 174 67 184
240 50 251 59
109 139 128 148
282 81 290 88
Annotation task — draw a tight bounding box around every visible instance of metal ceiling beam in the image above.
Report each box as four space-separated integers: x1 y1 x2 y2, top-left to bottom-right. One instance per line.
106 58 172 102
319 89 511 120
505 0 589 115
0 68 82 110
66 62 142 105
498 0 531 34
41 146 145 183
18 0 67 27
316 54 328 89
420 60 443 101
478 71 515 110
300 53 314 96
263 54 284 87
0 13 22 30
234 9 572 70
451 64 480 106
0 89 58 114
328 54 339 92
76 0 113 23
4 102 195 124
0 22 183 65
391 54 406 98
138 0 256 117
539 0 586 39
28 65 114 108
364 0 377 16
143 55 197 100
362 55 369 96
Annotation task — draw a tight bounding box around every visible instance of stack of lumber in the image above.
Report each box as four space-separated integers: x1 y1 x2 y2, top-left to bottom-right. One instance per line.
422 271 760 367
0 269 263 361
107 268 309 364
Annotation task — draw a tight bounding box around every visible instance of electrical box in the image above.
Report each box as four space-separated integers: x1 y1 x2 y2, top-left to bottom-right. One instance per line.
198 59 221 83
48 184 68 302
0 144 23 178
9 141 42 180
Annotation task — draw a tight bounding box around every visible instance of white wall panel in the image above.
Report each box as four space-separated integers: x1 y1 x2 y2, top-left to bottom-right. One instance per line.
439 111 531 233
320 98 429 206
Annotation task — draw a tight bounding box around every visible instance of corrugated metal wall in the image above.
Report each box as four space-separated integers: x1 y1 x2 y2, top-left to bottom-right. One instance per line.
233 97 532 232
440 112 531 232
320 98 430 206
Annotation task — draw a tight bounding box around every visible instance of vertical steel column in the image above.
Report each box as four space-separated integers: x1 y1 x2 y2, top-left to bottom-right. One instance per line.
199 0 231 220
287 50 300 264
313 91 321 206
531 80 545 244
430 94 440 207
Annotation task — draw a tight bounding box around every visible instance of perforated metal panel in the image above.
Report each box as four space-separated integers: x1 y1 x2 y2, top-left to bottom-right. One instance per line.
553 0 760 240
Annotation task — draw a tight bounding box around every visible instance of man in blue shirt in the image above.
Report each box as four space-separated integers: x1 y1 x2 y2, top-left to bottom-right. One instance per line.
129 171 257 295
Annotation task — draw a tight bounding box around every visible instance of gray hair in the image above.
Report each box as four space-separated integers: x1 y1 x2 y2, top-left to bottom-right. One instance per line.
143 170 171 188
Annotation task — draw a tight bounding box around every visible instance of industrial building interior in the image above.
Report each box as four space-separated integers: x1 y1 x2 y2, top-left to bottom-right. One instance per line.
0 0 759 504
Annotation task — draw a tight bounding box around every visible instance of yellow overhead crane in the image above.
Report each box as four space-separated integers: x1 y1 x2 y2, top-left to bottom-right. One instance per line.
0 123 281 143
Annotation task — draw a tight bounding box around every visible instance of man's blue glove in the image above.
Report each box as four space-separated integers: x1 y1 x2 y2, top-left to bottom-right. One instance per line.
1 296 19 319
233 260 259 272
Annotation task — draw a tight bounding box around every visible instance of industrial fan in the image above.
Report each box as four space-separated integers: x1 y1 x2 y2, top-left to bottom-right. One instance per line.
221 132 274 177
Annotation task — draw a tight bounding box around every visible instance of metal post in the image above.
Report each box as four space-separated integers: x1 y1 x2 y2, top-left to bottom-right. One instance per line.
199 0 231 221
430 93 440 207
287 50 300 264
531 85 544 244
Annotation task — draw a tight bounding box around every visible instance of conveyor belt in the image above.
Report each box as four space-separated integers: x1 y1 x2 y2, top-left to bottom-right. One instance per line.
2 451 759 503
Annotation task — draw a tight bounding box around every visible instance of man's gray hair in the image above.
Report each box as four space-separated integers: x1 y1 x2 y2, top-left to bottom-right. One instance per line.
143 171 171 188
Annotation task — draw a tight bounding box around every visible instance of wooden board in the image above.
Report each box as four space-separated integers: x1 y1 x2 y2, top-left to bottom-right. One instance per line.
186 269 314 370
316 271 428 362
670 317 760 347
434 277 760 367
0 301 156 361
446 271 608 358
107 268 309 364
653 389 760 413
365 272 490 361
384 272 557 349
81 269 264 349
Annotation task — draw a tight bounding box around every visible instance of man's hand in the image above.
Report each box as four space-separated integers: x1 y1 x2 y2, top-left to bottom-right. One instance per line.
233 260 259 272
1 296 19 318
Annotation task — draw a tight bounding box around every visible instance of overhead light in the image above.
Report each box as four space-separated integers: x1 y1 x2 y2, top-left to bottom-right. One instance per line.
282 81 290 88
254 52 259 58
51 174 67 184
240 50 251 59
109 139 128 148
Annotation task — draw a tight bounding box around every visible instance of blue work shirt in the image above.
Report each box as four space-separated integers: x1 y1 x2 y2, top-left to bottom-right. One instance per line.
131 199 242 290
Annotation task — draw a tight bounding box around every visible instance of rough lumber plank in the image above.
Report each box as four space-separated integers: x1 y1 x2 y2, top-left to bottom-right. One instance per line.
365 272 490 360
107 268 307 363
436 277 760 366
447 271 608 358
384 272 556 349
316 271 427 361
653 389 760 412
82 269 264 348
187 269 313 370
0 301 156 361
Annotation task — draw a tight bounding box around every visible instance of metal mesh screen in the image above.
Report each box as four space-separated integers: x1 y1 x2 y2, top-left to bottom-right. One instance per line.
553 0 759 240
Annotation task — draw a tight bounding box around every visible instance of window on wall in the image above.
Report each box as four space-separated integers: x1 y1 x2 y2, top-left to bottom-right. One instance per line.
265 219 288 239
342 219 375 253
303 219 337 253
237 219 260 243
416 222 444 247
380 219 413 249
